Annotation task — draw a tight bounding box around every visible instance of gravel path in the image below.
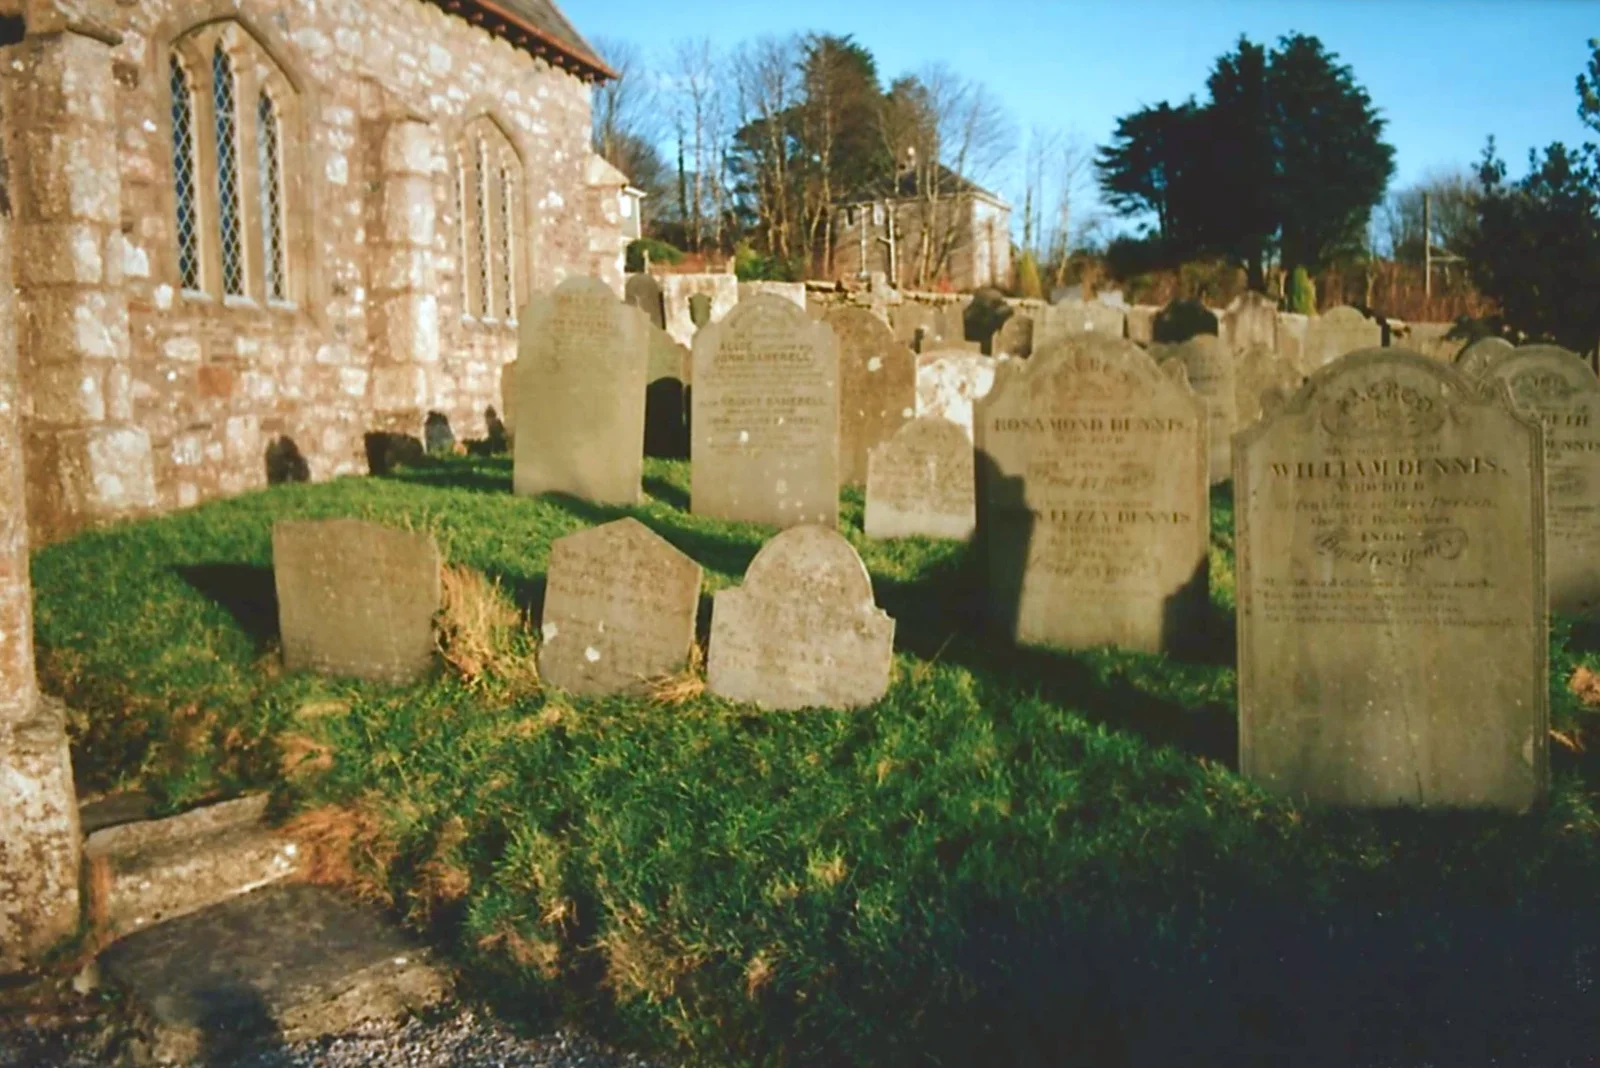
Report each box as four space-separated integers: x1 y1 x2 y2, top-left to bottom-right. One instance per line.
1 1004 675 1068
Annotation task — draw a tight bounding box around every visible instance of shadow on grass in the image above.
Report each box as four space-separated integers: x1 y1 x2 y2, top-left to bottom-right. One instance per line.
176 564 280 649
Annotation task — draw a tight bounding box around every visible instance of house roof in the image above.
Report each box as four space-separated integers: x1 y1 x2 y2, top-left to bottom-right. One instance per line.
432 0 617 81
841 164 1009 209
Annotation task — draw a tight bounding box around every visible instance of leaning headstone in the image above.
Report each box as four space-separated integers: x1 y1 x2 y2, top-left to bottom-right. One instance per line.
692 294 840 528
991 313 1034 357
707 525 894 710
624 273 666 330
1455 335 1515 380
1155 335 1237 484
272 519 442 684
865 415 976 540
1234 348 1547 810
975 335 1209 653
1301 305 1382 371
1152 299 1219 344
1484 345 1600 616
826 307 916 486
539 518 703 696
1220 291 1278 354
513 277 648 504
644 324 691 460
915 350 996 441
1235 344 1305 428
1035 299 1126 349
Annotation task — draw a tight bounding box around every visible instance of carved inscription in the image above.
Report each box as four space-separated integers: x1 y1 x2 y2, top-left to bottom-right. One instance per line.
865 415 975 540
975 335 1209 653
1485 345 1600 615
539 518 702 696
691 295 839 528
1235 348 1547 810
273 519 441 684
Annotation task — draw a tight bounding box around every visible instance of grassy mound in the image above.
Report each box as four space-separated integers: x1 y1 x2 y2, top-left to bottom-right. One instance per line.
33 457 1600 1065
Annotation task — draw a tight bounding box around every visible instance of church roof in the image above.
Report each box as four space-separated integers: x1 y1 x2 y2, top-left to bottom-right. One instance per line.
433 0 617 82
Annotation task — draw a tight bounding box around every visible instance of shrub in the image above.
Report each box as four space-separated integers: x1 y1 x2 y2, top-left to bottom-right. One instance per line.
1288 265 1317 314
1015 251 1043 300
733 241 799 281
626 238 683 274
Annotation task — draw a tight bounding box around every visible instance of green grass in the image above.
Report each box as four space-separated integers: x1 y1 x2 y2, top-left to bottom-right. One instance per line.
32 456 1600 1066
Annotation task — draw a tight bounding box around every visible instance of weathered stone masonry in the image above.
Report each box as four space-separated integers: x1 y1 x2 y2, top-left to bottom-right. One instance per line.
5 0 625 543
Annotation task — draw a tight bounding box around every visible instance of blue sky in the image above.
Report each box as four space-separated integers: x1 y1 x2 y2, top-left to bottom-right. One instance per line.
572 0 1596 235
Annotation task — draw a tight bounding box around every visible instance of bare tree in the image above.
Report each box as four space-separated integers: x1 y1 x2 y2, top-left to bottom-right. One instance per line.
668 38 726 253
731 35 801 262
1379 167 1480 264
591 36 658 167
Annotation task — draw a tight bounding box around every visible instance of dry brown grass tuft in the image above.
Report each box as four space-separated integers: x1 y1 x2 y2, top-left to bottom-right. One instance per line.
412 816 473 920
282 801 398 905
478 924 562 980
744 949 777 1000
1571 665 1600 707
277 732 335 779
646 640 705 705
436 565 535 689
599 904 706 1005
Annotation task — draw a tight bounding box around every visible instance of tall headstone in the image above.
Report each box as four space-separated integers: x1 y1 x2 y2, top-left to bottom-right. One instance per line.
1455 336 1515 380
513 277 648 505
1220 291 1278 354
1035 299 1126 350
644 324 691 459
1156 335 1237 484
1235 344 1305 429
865 416 976 540
707 526 894 710
624 273 666 331
1301 306 1382 371
272 519 442 684
826 307 916 486
975 335 1209 653
539 518 703 696
691 294 840 528
1235 349 1547 810
915 350 996 441
1484 345 1600 616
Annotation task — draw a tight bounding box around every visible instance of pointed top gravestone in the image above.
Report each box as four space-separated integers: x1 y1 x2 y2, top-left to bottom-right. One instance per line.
1234 348 1546 810
1455 336 1515 380
513 277 648 505
691 294 840 529
1483 344 1600 616
825 307 916 486
975 334 1209 653
707 525 894 710
272 519 442 684
539 518 703 696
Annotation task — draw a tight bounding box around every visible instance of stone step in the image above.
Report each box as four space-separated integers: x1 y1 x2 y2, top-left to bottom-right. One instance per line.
98 882 451 1064
83 794 301 939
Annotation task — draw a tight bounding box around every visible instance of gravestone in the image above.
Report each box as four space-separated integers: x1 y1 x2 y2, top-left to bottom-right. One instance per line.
975 335 1209 653
865 415 976 540
644 324 690 459
1396 321 1459 362
423 411 454 456
890 302 942 350
272 519 442 684
662 273 739 347
691 294 840 528
707 525 894 709
1455 335 1515 380
1235 344 1305 429
915 350 996 441
1301 306 1382 371
1484 345 1600 616
1035 299 1126 350
539 518 702 696
1276 312 1308 367
825 307 916 486
513 277 648 504
1220 291 1278 354
1234 348 1547 810
1124 305 1157 346
1152 299 1219 344
499 360 517 438
1155 334 1237 484
624 273 666 330
738 281 807 310
991 313 1034 357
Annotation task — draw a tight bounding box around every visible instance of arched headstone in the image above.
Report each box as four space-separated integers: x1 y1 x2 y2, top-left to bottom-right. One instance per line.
1454 335 1515 380
1155 335 1237 484
865 415 976 540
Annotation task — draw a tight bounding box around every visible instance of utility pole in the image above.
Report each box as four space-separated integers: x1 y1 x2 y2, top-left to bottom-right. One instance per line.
1423 192 1432 300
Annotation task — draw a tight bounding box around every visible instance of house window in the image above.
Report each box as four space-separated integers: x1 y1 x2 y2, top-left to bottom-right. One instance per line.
257 91 286 302
167 21 300 305
456 117 524 326
169 56 201 291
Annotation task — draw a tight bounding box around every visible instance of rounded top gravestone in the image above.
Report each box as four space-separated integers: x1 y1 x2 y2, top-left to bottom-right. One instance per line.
824 306 916 487
1454 336 1515 380
1233 347 1547 810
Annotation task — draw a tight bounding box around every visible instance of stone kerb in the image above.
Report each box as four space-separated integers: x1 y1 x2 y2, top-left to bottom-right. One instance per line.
1234 348 1547 810
707 525 895 710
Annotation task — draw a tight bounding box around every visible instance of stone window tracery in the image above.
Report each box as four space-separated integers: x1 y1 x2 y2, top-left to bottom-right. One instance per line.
456 118 524 326
166 22 301 306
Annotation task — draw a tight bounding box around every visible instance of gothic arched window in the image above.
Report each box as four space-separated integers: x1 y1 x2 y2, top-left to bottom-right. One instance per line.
457 118 524 326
